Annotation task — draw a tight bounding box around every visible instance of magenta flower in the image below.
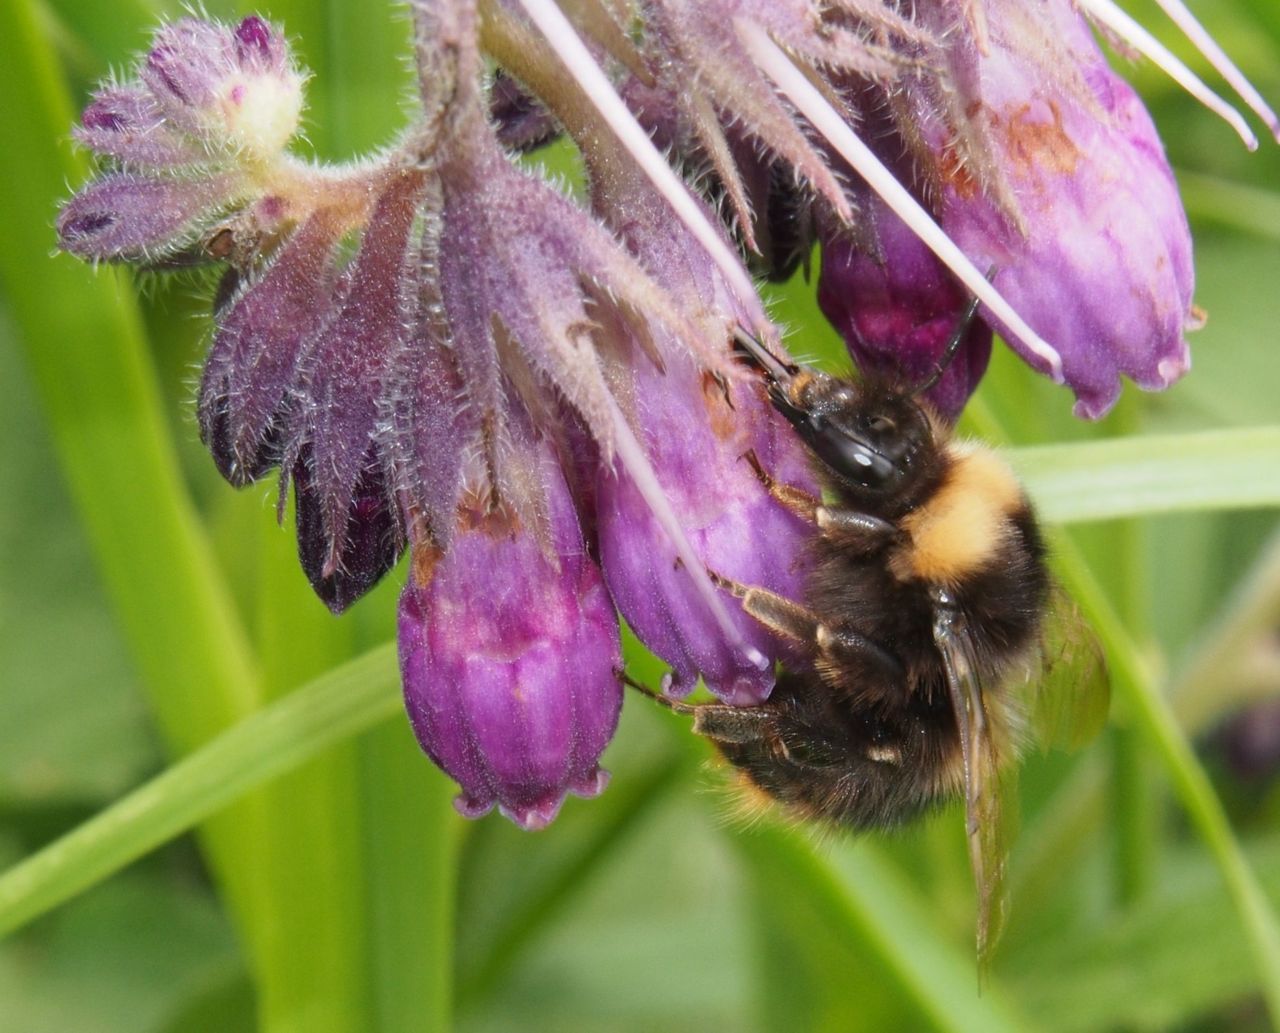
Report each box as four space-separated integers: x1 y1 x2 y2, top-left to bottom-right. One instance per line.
398 446 621 830
818 188 993 421
824 0 1197 417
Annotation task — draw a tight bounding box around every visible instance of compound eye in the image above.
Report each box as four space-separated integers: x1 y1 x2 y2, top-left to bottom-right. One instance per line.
868 415 896 435
806 416 900 490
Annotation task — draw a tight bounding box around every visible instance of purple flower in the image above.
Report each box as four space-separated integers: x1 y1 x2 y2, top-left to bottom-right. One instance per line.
817 187 993 421
597 354 812 704
885 0 1196 417
583 156 816 702
398 449 621 830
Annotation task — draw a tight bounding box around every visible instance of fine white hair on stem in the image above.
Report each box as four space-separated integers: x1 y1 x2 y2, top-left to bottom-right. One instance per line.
734 18 1067 383
512 0 764 327
1150 0 1280 143
605 395 770 673
1077 0 1259 151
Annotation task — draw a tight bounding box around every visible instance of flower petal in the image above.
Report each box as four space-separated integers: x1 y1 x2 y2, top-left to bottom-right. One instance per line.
57 172 239 261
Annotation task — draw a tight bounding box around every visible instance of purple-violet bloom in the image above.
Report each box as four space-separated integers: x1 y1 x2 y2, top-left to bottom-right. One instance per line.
833 0 1197 417
398 448 621 830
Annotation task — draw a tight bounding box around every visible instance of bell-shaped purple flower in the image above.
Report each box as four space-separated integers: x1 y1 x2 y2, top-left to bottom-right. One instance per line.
898 0 1196 417
398 453 622 830
818 191 993 421
583 156 816 704
597 354 812 705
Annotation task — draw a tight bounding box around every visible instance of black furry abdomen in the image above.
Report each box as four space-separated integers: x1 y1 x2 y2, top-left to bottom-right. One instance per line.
726 499 1049 830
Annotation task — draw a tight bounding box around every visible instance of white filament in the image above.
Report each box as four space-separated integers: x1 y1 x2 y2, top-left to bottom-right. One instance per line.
606 395 770 673
736 18 1066 382
512 0 763 318
1078 0 1259 151
1151 0 1280 143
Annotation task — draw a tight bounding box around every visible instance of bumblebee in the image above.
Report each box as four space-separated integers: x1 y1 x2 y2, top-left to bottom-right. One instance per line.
636 302 1107 961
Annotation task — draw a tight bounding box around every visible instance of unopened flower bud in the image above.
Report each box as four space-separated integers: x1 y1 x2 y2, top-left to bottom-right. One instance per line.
143 16 303 161
57 171 241 262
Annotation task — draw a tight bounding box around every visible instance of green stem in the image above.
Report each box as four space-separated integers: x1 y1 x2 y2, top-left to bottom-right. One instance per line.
1056 539 1280 1025
1107 393 1158 907
0 0 277 965
0 644 401 940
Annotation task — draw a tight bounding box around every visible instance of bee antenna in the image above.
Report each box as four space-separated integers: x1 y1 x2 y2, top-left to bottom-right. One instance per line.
913 267 997 398
732 327 800 384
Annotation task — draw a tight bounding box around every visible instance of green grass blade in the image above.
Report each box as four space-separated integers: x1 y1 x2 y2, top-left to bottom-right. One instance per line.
458 751 693 1008
0 644 400 940
0 0 284 954
733 829 1034 1033
1010 426 1280 523
1055 537 1280 1025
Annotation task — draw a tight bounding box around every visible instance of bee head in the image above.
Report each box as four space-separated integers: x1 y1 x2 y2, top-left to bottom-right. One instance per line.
771 371 937 501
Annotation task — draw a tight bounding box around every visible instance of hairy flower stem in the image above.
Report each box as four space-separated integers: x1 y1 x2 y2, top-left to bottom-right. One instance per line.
495 0 764 321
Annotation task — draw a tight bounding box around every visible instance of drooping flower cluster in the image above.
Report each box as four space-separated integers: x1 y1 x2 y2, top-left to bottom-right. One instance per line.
57 0 1271 826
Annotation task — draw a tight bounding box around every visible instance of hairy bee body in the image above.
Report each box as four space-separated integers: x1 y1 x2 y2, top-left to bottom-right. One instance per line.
703 432 1049 830
639 328 1105 958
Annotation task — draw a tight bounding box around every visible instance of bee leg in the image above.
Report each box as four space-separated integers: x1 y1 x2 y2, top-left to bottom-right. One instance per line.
741 449 821 523
690 706 776 745
815 624 905 681
616 668 697 713
814 506 899 544
617 667 775 746
707 569 819 644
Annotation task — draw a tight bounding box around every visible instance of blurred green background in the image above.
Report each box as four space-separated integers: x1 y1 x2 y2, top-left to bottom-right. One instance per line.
0 1 1279 1030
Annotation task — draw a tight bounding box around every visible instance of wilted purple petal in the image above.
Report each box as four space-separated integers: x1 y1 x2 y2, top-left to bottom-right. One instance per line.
288 171 425 588
199 208 345 485
399 456 622 829
57 172 239 261
75 84 207 168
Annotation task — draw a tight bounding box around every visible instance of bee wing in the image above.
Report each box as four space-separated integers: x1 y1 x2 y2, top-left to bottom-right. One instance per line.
1028 586 1111 752
933 605 1013 970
